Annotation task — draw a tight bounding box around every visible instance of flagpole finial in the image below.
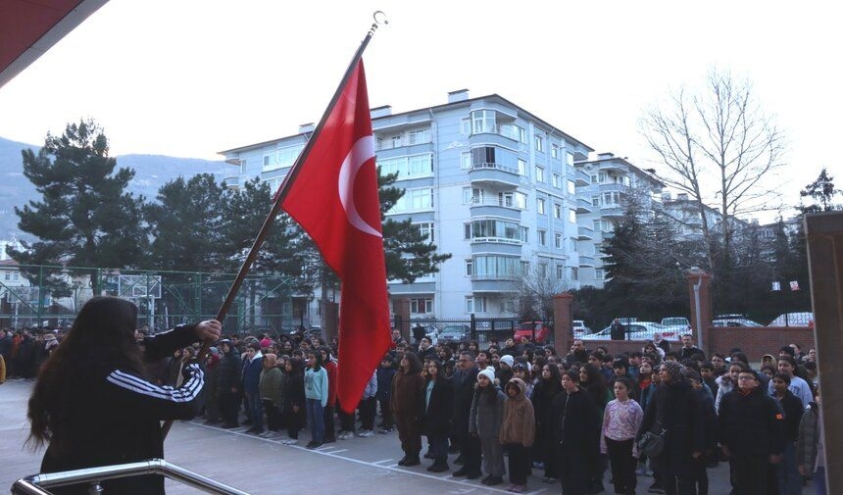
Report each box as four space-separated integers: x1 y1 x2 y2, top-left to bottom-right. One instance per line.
370 11 389 35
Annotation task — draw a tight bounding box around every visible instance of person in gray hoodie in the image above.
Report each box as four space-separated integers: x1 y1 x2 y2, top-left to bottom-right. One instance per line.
469 366 507 486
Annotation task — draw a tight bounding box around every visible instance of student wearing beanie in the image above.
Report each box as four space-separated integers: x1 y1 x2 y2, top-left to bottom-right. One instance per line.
498 355 514 388
469 366 506 486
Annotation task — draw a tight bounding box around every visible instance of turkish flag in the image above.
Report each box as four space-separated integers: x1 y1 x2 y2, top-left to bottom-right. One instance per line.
280 60 391 413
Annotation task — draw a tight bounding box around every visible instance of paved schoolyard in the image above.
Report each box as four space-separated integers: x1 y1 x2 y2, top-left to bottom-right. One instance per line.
1 379 814 494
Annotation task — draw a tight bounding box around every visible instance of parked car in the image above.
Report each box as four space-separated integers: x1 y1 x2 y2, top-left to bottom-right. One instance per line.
767 312 814 327
438 324 470 343
514 321 552 343
581 321 681 341
711 314 764 327
660 316 692 334
573 320 592 336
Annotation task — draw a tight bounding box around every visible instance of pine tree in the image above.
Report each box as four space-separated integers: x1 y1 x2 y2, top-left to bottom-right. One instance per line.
799 168 841 213
8 120 147 294
144 173 226 272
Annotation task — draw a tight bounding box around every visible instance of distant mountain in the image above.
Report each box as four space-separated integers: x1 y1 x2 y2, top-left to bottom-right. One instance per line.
0 136 228 241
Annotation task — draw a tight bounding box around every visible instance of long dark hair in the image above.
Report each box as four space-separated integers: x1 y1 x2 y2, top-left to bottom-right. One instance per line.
307 351 323 371
27 296 142 451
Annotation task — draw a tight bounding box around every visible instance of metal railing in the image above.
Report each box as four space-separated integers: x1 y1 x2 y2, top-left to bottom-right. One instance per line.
11 458 249 495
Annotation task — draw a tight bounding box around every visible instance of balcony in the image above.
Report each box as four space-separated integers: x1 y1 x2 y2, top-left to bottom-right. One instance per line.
579 256 595 266
469 163 521 187
577 226 594 240
575 169 591 186
222 176 240 189
576 198 593 213
471 277 520 293
597 183 627 193
600 204 625 217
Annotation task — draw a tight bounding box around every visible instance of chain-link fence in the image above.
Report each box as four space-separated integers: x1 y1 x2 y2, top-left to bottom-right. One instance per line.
0 264 307 336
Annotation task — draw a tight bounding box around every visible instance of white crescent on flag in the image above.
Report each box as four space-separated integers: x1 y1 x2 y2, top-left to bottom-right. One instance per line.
338 135 382 237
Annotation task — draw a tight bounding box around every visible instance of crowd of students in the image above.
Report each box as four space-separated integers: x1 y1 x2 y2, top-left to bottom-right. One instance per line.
4 322 826 495
155 329 822 495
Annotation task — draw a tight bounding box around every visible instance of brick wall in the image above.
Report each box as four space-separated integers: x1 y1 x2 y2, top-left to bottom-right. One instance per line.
706 326 815 361
564 326 815 363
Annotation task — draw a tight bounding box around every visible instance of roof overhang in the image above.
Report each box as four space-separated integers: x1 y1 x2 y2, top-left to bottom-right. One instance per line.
0 0 110 89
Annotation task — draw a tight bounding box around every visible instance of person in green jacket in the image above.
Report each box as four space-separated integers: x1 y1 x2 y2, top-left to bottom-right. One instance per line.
260 353 284 435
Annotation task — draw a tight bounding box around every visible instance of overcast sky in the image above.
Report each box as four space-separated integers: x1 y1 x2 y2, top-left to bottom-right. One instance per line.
0 0 839 222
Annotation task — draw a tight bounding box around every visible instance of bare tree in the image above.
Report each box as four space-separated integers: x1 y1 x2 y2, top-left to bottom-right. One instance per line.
516 263 570 323
641 69 786 271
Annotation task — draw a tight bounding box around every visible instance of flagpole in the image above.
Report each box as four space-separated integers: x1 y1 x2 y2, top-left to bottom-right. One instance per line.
161 11 388 440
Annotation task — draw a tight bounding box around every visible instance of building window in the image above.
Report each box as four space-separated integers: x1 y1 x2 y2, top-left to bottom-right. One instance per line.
519 127 527 143
567 179 576 195
466 296 488 313
568 267 579 281
553 203 562 219
538 262 548 278
473 255 524 280
556 264 565 280
555 233 563 248
538 229 547 246
595 269 605 280
592 195 600 207
552 173 561 188
461 118 471 135
465 259 473 276
378 154 434 179
537 198 546 215
514 192 527 210
517 159 527 176
466 219 528 243
568 209 577 223
407 128 431 145
535 135 544 152
471 110 496 134
263 144 305 172
536 166 545 183
410 298 433 314
593 219 601 232
504 299 516 313
461 152 472 170
551 144 559 159
390 187 434 213
416 222 435 243
567 152 575 167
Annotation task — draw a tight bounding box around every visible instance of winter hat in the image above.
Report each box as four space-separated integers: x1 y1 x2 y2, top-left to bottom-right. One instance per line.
478 366 496 382
499 355 515 368
260 338 273 348
660 361 684 384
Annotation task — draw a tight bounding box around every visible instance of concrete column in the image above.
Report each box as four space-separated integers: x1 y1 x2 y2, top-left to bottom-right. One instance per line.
686 269 713 353
552 293 574 357
393 298 411 342
805 212 843 494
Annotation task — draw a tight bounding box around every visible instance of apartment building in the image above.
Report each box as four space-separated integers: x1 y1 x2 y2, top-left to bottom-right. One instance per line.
220 90 596 320
574 153 665 287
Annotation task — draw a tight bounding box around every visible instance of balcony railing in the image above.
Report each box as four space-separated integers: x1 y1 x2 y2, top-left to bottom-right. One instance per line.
470 162 520 175
12 459 248 495
375 136 432 151
469 196 525 210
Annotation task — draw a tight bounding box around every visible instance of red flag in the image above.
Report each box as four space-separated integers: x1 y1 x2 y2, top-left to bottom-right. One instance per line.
280 60 391 413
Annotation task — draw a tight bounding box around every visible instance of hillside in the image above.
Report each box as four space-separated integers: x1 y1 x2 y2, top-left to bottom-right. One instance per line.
0 136 228 240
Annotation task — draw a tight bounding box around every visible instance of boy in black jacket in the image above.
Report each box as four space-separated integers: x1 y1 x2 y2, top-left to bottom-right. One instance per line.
376 354 397 433
771 372 804 495
719 369 784 495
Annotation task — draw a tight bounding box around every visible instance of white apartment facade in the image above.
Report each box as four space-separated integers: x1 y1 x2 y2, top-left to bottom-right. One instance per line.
220 90 595 320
